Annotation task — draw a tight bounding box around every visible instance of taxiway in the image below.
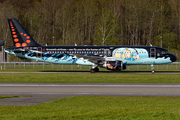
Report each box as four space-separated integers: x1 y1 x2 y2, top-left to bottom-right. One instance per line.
1 83 180 106
0 83 180 96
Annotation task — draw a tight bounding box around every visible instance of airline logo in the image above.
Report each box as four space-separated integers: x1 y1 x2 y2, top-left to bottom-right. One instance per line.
10 22 32 47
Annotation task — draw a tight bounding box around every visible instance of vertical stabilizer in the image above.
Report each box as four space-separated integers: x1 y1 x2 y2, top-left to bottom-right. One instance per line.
8 18 40 47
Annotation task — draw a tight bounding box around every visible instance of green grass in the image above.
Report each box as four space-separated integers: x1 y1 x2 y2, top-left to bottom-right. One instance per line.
0 96 20 99
0 96 180 119
0 73 180 83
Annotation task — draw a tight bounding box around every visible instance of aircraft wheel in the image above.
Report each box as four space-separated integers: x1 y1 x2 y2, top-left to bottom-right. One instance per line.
90 69 96 73
90 67 99 73
95 67 99 72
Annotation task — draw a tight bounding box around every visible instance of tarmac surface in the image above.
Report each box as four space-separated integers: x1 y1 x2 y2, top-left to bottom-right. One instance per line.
0 83 180 106
0 71 180 106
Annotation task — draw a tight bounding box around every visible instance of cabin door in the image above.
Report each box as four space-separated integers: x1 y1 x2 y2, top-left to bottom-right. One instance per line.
150 48 156 58
104 49 111 56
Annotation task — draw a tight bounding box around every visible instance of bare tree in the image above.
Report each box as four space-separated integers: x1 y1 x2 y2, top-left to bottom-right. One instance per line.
94 8 118 45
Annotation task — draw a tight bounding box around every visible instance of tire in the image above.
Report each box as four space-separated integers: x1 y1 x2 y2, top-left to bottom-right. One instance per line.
152 69 155 73
95 67 99 72
90 69 95 73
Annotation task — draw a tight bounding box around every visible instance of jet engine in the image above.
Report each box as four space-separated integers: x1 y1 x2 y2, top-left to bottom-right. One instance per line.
98 60 126 71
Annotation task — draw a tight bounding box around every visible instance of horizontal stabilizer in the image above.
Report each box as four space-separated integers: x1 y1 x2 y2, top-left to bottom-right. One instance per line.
0 40 4 46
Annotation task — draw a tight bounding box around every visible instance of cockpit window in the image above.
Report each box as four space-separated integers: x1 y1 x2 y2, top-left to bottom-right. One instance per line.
161 51 165 54
161 51 168 54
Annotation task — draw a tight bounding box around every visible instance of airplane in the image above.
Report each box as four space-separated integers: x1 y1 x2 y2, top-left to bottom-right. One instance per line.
5 18 177 73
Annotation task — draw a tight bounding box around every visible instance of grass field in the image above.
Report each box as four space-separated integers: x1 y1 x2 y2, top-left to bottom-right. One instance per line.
0 96 180 119
0 73 179 83
0 66 179 119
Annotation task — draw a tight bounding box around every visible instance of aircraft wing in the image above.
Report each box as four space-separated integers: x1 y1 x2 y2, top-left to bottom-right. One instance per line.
75 54 105 63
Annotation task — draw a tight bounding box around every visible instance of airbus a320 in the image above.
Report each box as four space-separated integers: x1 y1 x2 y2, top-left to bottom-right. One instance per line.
5 18 177 73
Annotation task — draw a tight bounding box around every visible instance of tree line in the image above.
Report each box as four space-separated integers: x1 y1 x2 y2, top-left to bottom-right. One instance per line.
0 0 180 55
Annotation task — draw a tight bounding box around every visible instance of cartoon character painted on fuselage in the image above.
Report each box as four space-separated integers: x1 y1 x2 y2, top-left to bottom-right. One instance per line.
124 49 135 61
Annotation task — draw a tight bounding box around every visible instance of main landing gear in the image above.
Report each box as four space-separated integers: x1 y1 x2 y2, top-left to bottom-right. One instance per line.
90 67 99 73
90 64 99 73
151 64 155 73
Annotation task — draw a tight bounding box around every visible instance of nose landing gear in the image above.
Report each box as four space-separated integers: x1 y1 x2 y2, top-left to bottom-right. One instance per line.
151 64 155 73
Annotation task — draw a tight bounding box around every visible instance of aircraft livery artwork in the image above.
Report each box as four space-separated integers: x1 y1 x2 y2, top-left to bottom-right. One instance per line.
4 18 177 73
112 48 149 61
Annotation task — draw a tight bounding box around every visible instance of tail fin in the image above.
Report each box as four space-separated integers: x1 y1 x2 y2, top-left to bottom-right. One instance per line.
8 18 40 47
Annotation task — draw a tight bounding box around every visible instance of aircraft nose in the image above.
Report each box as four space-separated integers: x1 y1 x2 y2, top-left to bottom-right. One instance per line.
169 53 177 62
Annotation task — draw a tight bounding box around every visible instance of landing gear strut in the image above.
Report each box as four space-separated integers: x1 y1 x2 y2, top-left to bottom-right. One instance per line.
151 64 155 73
90 64 99 73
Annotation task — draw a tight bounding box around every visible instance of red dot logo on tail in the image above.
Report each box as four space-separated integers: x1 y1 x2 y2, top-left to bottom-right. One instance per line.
13 35 17 38
12 32 16 34
14 38 19 42
10 22 13 26
22 43 27 47
15 43 21 47
26 40 31 43
26 36 30 39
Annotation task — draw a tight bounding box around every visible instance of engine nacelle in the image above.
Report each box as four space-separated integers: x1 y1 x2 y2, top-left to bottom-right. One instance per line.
98 60 126 71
